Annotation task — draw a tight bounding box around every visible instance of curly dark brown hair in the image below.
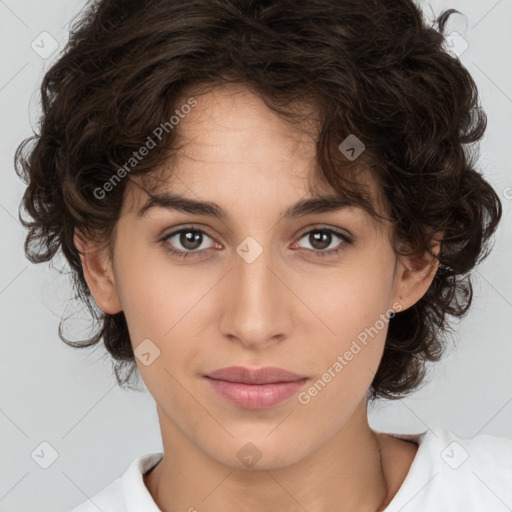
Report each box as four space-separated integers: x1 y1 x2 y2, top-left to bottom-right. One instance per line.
15 0 501 400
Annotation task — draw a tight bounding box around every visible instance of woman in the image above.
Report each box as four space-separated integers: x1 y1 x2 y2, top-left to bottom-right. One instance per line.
15 0 511 510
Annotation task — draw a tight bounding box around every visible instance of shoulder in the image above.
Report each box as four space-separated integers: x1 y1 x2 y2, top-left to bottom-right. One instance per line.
68 452 163 512
383 422 512 512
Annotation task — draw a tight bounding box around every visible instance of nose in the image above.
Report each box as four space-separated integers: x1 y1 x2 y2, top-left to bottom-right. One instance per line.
218 240 294 351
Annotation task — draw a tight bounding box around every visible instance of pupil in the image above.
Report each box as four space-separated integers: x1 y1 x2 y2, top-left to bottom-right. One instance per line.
311 231 330 250
181 230 202 250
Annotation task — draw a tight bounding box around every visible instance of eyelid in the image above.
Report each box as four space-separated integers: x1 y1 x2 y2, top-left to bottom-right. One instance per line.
293 226 352 258
160 224 218 249
160 223 353 259
296 224 353 243
160 223 217 241
160 224 351 244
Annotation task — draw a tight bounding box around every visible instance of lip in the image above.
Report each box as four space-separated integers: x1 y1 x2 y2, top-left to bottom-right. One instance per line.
205 366 307 384
203 366 309 409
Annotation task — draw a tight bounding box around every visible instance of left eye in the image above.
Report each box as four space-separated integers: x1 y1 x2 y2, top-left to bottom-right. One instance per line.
295 228 350 255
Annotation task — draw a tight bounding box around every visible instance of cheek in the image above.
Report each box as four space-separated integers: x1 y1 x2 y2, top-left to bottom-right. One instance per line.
299 257 394 342
296 256 394 390
296 287 391 427
114 255 206 403
113 239 209 341
113 242 216 391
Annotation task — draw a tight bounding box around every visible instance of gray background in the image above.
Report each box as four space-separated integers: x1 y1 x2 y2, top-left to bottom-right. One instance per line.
1 0 511 510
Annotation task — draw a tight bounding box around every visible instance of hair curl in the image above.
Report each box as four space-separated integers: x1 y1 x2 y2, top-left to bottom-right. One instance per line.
15 0 502 399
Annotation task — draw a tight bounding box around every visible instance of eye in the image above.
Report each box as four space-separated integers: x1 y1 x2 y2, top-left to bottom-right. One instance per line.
160 225 352 260
295 227 352 257
160 227 218 259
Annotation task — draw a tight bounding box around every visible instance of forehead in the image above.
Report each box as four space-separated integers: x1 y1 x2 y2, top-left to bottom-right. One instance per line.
127 85 325 201
124 83 387 221
172 84 321 180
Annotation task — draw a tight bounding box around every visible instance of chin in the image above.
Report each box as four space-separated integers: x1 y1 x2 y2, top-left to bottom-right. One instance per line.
203 435 309 471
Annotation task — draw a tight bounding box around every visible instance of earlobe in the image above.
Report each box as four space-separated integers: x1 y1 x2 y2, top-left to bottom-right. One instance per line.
73 229 122 314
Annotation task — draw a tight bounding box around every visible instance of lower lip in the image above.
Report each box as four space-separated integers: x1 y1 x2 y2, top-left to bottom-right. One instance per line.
204 377 309 409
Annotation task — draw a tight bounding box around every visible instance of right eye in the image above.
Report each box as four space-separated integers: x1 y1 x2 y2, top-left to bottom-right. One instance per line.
161 227 219 259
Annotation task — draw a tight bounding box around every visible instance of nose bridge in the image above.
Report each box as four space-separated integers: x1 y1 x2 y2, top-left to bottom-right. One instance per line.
219 237 291 347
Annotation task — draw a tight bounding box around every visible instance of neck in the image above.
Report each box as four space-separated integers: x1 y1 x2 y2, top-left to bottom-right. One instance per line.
145 401 393 512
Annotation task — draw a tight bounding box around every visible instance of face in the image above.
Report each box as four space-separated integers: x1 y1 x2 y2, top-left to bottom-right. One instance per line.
81 84 429 470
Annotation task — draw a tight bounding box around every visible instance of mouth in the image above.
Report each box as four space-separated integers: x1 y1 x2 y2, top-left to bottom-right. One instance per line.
203 366 309 409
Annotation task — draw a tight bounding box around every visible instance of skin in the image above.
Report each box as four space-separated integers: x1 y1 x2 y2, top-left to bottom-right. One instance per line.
75 83 440 512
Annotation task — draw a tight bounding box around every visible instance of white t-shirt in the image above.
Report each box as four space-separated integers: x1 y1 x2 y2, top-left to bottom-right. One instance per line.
69 422 512 511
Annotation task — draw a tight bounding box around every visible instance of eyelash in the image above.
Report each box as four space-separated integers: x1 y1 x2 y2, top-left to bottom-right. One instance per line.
160 225 352 260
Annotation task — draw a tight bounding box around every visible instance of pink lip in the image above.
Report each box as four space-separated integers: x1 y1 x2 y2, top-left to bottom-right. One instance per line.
203 366 309 409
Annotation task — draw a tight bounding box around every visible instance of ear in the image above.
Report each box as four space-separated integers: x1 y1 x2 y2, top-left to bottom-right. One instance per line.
390 233 442 313
74 229 122 314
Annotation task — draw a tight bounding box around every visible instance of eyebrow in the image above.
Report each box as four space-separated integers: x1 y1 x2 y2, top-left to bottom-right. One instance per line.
137 191 363 219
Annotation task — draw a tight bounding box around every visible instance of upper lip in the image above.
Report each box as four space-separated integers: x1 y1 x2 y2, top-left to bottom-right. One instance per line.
204 366 308 384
